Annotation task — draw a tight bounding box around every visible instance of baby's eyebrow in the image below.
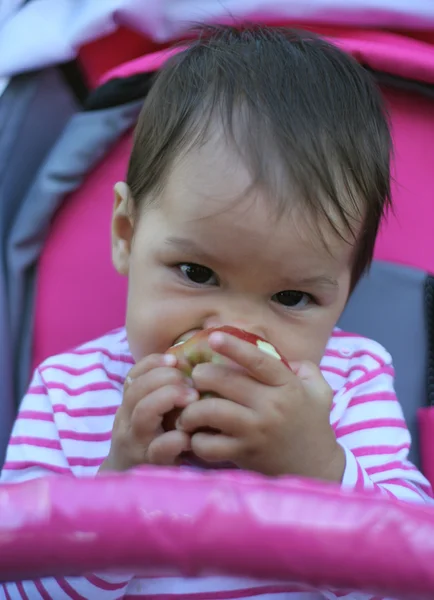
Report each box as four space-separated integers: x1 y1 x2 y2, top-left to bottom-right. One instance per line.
165 236 202 252
165 236 215 261
295 275 339 289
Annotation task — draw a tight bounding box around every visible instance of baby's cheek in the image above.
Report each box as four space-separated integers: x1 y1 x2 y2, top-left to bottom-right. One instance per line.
278 336 326 367
126 319 175 362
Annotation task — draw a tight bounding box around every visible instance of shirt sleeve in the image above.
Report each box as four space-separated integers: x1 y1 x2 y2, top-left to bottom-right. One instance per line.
316 353 430 599
0 368 133 600
333 359 432 503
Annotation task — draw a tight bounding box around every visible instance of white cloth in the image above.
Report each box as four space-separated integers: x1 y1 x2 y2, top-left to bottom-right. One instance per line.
0 0 434 77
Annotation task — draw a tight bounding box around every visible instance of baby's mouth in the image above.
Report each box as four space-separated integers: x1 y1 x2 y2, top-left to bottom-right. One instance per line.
173 330 201 346
172 328 248 375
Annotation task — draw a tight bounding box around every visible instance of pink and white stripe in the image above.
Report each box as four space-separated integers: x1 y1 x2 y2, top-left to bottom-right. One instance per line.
0 327 431 599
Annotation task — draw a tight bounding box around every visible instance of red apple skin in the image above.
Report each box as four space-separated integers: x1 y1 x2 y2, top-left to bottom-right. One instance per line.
161 326 289 432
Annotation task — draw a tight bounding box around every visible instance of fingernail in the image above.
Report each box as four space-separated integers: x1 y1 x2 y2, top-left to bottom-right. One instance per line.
192 363 203 375
185 388 198 402
125 375 133 386
163 354 177 366
208 332 225 346
175 417 183 430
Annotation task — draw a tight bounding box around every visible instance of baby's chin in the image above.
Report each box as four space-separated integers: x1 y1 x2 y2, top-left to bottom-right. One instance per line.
179 451 236 471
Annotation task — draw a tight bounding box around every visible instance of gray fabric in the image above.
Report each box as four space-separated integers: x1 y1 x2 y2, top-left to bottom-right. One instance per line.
7 99 143 419
338 261 427 466
0 68 78 464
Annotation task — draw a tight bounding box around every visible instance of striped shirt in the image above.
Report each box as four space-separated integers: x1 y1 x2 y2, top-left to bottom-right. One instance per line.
1 327 432 600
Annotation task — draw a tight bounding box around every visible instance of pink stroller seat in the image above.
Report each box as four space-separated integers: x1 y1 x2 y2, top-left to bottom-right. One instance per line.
2 23 434 599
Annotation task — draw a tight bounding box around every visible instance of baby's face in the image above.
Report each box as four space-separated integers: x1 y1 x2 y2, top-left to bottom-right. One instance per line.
113 136 355 365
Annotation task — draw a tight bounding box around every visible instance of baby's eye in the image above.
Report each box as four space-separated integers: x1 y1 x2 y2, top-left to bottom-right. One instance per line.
179 263 218 285
272 290 311 309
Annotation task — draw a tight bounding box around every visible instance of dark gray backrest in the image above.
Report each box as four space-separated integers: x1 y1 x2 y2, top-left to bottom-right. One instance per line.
0 68 79 466
338 261 427 466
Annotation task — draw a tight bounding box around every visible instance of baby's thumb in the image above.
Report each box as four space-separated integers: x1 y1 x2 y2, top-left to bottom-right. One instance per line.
288 360 333 407
147 430 191 466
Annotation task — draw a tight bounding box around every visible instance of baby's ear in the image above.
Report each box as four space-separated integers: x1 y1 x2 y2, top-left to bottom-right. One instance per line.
112 182 134 275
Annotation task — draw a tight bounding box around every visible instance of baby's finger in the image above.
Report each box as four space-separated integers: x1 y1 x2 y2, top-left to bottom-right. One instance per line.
208 331 290 386
123 366 191 415
131 384 198 438
126 353 177 383
147 430 191 465
190 432 241 464
178 396 254 436
192 363 264 410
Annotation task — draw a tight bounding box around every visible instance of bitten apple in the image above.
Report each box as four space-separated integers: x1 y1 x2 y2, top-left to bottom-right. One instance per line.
162 326 288 431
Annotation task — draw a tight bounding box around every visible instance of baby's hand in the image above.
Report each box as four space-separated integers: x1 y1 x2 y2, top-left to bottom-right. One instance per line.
177 331 345 480
99 354 198 472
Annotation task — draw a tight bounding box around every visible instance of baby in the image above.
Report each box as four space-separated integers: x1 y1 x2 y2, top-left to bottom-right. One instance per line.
1 24 432 600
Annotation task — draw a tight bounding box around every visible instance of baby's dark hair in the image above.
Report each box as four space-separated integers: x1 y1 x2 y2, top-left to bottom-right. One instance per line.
127 24 392 288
